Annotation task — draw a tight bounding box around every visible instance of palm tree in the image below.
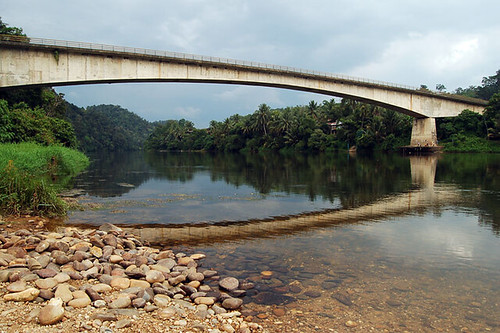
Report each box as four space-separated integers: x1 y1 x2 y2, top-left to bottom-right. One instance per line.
255 104 270 136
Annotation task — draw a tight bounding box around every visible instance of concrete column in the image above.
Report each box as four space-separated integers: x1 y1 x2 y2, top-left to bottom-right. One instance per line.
410 117 438 147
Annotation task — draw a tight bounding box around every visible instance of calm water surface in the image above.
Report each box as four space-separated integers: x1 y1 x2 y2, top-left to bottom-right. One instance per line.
66 151 500 332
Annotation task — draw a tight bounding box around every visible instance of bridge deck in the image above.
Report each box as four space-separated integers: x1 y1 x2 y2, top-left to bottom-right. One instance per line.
0 35 487 107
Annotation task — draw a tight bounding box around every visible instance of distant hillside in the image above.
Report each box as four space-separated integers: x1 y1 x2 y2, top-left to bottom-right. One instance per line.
66 103 156 152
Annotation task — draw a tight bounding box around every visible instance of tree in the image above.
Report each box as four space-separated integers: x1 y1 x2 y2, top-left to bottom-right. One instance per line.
254 104 271 136
484 93 500 139
476 70 500 100
0 18 26 36
435 84 446 92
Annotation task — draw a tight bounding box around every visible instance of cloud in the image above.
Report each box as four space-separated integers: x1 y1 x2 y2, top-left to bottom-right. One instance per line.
173 106 202 119
349 31 488 89
3 0 500 124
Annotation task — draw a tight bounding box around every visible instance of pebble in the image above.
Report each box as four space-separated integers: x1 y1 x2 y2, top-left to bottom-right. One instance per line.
35 278 58 289
219 277 239 291
222 298 243 310
145 270 165 283
68 296 92 308
154 294 172 307
3 287 40 302
7 280 27 292
115 319 132 329
110 296 132 309
55 284 73 303
38 297 65 325
0 223 250 330
110 277 130 290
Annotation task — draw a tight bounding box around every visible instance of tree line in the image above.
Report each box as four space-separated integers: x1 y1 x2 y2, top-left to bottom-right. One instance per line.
145 100 413 152
145 70 500 153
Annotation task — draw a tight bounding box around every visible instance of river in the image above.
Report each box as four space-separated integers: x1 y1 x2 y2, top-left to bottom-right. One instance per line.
64 151 500 332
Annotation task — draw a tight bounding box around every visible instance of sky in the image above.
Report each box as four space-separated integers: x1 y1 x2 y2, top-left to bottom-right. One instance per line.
3 0 500 127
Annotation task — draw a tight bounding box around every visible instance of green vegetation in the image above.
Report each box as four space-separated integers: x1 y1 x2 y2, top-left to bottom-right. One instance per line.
0 99 77 147
436 70 500 151
0 143 89 215
145 100 413 153
66 104 156 152
0 17 26 36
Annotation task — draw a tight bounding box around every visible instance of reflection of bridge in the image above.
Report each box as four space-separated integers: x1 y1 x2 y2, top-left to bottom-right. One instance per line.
120 156 458 245
0 37 487 146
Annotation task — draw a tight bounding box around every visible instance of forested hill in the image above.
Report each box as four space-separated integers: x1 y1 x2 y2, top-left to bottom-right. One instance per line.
66 104 156 152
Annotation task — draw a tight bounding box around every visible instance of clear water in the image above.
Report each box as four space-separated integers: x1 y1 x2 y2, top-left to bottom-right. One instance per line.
65 151 500 332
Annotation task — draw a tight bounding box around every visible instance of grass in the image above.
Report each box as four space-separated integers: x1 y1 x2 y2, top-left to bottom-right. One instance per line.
0 143 89 216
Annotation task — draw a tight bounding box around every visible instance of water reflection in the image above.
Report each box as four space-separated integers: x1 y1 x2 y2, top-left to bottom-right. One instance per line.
68 152 499 237
64 151 500 332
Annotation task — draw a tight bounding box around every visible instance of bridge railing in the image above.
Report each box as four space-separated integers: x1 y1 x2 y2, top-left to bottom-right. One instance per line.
0 35 423 92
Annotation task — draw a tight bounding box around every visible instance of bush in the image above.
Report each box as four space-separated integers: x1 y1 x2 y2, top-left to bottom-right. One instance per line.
0 143 89 215
443 133 500 153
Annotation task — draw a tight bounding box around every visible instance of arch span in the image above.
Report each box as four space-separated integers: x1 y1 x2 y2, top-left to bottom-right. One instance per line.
0 37 488 146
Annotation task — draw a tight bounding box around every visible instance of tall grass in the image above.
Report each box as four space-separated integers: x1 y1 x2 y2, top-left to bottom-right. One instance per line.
0 143 89 216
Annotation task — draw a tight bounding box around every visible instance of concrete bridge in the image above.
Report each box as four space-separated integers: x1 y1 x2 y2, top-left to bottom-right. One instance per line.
0 36 488 146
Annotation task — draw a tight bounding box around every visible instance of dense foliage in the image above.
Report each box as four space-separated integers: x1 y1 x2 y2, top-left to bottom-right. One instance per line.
0 143 89 215
146 100 413 152
0 99 77 147
66 104 156 152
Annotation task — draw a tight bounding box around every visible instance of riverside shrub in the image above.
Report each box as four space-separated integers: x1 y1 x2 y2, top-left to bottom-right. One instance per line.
0 143 89 215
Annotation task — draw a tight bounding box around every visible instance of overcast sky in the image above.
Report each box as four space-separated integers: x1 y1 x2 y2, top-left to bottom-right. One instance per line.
3 0 499 127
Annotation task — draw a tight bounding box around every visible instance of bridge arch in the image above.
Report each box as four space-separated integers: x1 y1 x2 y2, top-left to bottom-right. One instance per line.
0 37 488 146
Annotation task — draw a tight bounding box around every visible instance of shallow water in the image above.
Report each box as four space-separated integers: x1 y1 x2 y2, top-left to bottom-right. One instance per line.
66 151 500 331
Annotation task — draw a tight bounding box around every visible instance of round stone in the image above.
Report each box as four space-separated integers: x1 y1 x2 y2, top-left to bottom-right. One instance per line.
94 300 107 308
222 297 243 310
68 296 91 308
219 277 239 291
194 297 215 305
188 272 205 282
109 255 123 263
90 246 103 258
91 283 113 293
36 268 57 278
110 296 132 309
146 270 165 283
110 277 130 290
130 279 150 289
177 257 194 266
190 254 206 260
153 294 171 307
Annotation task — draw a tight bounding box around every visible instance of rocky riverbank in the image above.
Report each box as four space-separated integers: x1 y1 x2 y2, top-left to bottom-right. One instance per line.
0 220 266 332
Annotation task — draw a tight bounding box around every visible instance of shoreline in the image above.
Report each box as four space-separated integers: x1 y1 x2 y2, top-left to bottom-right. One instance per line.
0 216 267 332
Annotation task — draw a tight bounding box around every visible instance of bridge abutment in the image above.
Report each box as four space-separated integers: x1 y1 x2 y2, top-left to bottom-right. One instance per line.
410 117 438 147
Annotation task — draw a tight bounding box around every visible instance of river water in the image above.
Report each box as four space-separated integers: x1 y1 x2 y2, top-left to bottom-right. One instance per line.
65 151 499 332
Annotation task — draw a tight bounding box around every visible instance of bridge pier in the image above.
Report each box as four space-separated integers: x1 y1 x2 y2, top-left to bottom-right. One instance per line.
410 117 438 147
